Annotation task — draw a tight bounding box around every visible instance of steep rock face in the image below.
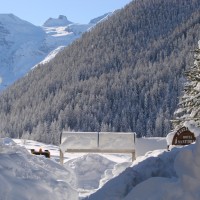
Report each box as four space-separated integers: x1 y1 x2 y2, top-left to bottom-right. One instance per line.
43 15 73 27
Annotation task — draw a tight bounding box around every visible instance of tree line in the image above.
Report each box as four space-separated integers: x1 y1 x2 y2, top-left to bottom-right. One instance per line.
0 0 200 144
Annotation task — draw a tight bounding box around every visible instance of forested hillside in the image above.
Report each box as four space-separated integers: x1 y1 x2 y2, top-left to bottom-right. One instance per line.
0 0 200 144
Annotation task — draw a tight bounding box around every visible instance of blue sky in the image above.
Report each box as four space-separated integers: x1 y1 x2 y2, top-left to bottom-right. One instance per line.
0 0 132 26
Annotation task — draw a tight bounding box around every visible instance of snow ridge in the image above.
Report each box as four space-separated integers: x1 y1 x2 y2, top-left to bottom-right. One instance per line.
0 138 78 200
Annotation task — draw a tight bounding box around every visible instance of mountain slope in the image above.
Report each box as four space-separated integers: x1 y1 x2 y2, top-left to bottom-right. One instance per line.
0 138 77 200
0 13 109 90
0 14 46 86
43 15 73 27
0 0 200 143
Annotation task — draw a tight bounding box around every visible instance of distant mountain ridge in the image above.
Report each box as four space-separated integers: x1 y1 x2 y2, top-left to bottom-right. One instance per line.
43 15 73 27
0 13 111 90
89 12 112 24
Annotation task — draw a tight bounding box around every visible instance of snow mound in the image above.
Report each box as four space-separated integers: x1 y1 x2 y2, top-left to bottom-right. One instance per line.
0 138 78 200
124 137 200 200
13 139 134 199
66 23 93 35
0 137 16 146
99 161 132 188
87 137 200 200
65 153 116 190
85 147 180 200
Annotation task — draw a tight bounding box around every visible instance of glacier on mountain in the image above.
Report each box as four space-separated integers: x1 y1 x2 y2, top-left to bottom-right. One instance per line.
0 13 111 91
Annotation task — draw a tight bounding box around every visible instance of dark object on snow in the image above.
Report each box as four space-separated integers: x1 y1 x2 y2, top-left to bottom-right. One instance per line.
31 148 50 158
172 127 196 146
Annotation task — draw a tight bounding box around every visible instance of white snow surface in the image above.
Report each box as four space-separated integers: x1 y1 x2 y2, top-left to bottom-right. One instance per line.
13 138 133 199
135 137 167 157
86 136 200 200
124 138 200 200
0 138 78 200
65 154 116 193
2 135 200 200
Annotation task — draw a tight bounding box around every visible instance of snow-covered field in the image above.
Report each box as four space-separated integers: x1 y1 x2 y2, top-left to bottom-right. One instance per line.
14 138 135 199
0 136 199 199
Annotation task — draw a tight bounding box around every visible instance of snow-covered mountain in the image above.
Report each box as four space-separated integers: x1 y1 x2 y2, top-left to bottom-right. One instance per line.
0 13 111 90
0 14 46 88
43 15 73 27
89 12 112 24
0 136 167 199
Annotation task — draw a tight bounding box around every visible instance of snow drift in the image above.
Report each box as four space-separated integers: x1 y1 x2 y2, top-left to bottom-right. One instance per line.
0 138 78 200
86 136 200 200
3 135 200 200
85 148 178 200
124 137 200 200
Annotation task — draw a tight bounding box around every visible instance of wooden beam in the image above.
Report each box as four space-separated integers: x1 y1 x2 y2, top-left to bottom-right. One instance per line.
65 149 135 154
60 149 64 165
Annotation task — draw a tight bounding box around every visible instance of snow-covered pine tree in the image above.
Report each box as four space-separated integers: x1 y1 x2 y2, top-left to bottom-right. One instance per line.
172 42 200 129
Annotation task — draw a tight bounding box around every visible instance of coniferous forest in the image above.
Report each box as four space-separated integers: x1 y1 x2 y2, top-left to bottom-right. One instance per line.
0 0 200 144
172 47 200 129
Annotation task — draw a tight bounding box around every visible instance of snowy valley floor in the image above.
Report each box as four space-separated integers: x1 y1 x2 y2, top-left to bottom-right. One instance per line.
13 138 134 199
1 137 200 199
